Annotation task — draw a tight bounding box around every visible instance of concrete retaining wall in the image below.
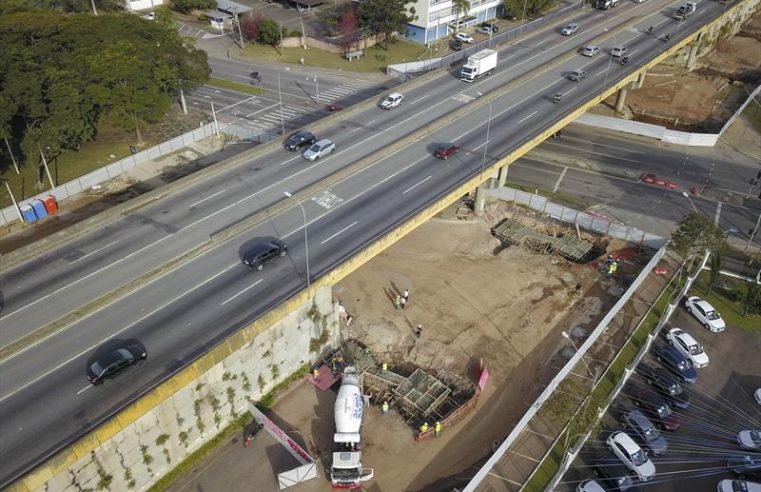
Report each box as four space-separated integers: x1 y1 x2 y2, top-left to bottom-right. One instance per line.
10 285 337 492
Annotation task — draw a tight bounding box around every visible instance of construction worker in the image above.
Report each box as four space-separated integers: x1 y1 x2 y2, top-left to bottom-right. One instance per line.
382 401 389 416
382 361 388 371
434 421 442 437
419 422 429 433
313 367 320 378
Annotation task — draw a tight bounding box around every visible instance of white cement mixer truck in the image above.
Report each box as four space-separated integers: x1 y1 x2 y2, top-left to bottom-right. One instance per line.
330 367 374 488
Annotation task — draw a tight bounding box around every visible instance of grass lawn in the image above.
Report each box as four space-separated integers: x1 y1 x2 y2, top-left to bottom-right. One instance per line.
239 39 428 74
690 272 761 331
742 96 761 134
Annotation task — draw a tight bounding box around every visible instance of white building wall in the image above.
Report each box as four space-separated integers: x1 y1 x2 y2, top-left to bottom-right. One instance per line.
126 0 164 11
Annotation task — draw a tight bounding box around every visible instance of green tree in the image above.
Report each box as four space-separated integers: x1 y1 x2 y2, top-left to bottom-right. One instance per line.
359 0 416 49
501 0 552 19
741 282 761 317
452 0 469 32
171 0 217 14
670 213 727 261
0 0 124 14
258 18 280 45
707 251 722 293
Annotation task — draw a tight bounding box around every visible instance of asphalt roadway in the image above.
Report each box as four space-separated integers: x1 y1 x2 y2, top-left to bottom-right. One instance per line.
508 124 761 245
0 0 746 486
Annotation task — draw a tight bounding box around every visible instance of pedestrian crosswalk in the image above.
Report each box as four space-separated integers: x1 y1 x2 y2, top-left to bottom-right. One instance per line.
190 76 378 142
312 78 375 104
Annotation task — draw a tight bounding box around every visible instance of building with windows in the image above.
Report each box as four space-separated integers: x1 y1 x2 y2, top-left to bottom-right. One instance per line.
405 0 502 44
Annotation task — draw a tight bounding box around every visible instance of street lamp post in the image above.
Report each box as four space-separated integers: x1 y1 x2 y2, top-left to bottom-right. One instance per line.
561 330 594 379
481 101 492 179
681 191 699 214
284 192 310 297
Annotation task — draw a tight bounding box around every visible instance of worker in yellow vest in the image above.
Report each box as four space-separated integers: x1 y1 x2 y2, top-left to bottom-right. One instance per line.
382 401 389 416
434 421 442 437
419 422 429 433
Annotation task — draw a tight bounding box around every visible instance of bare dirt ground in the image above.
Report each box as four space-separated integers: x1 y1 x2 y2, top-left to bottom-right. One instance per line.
595 10 761 131
170 203 635 492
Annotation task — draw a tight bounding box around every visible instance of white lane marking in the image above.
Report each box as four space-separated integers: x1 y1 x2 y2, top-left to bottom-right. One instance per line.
403 176 432 195
410 94 430 104
320 221 358 245
535 38 549 46
0 263 238 403
189 189 227 208
218 94 261 113
365 120 376 126
76 385 92 396
0 235 171 322
123 235 172 261
243 102 280 119
221 278 264 306
352 120 376 133
70 241 119 265
628 49 639 56
542 142 641 164
596 68 608 76
518 111 538 124
553 167 568 193
714 201 722 225
563 86 578 96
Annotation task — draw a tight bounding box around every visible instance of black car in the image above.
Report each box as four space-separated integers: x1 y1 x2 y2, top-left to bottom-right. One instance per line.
621 409 668 456
637 364 690 409
633 387 680 431
284 131 316 151
728 455 761 476
651 342 697 384
242 238 288 271
591 457 638 491
450 39 463 51
87 344 147 385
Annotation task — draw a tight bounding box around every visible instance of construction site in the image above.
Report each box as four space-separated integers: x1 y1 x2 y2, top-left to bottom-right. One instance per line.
169 200 658 492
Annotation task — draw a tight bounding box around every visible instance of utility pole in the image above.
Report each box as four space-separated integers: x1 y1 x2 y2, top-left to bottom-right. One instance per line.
235 12 245 50
179 82 188 114
2 180 22 221
90 0 98 16
37 144 56 189
4 137 19 174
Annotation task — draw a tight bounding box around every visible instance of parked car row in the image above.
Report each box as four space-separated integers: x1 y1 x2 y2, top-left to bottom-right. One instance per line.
576 294 761 491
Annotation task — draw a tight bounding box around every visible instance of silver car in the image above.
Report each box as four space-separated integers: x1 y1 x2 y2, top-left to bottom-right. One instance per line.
622 409 668 456
562 23 579 35
303 139 335 161
581 45 600 57
738 430 761 450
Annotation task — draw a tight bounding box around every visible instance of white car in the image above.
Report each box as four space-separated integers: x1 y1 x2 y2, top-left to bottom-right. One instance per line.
666 328 709 368
302 139 335 161
561 23 579 35
581 45 600 57
379 92 404 110
738 430 761 450
684 296 726 332
576 479 606 492
607 431 656 481
454 32 474 43
718 480 761 492
611 46 628 57
756 388 761 405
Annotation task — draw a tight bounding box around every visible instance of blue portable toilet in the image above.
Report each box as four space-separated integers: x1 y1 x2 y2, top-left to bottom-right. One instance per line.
20 204 38 223
32 199 48 219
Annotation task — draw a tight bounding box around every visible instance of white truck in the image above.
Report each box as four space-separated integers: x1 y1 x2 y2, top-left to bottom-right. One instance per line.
673 1 697 19
330 367 374 489
460 49 498 82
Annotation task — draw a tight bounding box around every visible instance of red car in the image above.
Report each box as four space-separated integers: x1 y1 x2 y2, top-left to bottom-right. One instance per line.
434 144 460 160
641 173 678 190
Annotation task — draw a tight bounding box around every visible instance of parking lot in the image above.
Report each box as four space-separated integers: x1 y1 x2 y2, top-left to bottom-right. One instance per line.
558 293 761 491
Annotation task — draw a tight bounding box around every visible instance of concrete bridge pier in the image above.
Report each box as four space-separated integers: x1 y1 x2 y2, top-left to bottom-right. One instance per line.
686 36 701 70
614 87 629 114
474 176 498 214
633 70 647 90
